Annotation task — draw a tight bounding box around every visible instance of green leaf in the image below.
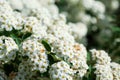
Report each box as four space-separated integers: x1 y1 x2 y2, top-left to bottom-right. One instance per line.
50 54 62 61
111 27 120 32
41 40 51 52
10 33 21 46
87 52 91 61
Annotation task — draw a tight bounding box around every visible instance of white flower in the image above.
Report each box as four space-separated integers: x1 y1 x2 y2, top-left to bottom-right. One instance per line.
82 0 94 9
69 22 88 40
8 0 23 10
78 13 92 24
90 49 114 80
21 16 47 37
13 12 24 30
22 0 40 9
49 61 73 80
47 15 74 43
94 64 113 80
21 17 39 33
0 0 13 13
0 36 18 63
0 1 18 31
30 8 52 26
21 38 49 73
68 43 88 78
111 0 119 10
52 40 74 59
14 61 34 80
91 1 105 19
110 62 120 80
46 5 59 15
90 49 111 65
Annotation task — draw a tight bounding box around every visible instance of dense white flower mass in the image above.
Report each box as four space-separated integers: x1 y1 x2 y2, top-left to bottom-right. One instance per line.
69 22 88 40
69 43 88 78
30 8 52 27
82 0 94 9
14 61 33 80
91 1 105 19
8 0 23 10
110 62 120 80
21 16 47 37
94 64 113 80
90 49 111 65
21 17 39 33
21 38 49 73
52 40 74 59
0 36 18 63
0 0 119 80
111 0 119 10
49 61 73 80
64 0 106 23
101 0 119 11
90 49 114 80
0 0 17 31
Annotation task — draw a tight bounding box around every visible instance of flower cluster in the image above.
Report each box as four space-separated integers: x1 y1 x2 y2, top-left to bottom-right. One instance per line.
90 49 120 80
0 0 119 80
62 0 105 23
14 38 49 79
90 49 111 65
0 0 18 31
110 62 120 80
69 43 88 78
68 22 87 41
90 49 113 80
49 61 73 80
21 38 49 72
94 64 113 80
101 0 119 11
0 36 18 63
8 0 58 16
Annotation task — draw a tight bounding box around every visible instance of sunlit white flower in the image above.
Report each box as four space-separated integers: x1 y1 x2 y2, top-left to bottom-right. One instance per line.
0 36 18 63
110 62 120 80
21 38 49 73
49 61 73 80
90 49 111 65
69 22 87 40
94 64 113 80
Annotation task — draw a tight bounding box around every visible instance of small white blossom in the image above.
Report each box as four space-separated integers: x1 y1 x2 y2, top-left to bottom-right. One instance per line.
30 8 52 27
110 62 120 80
49 61 73 80
91 1 105 19
90 49 113 80
69 43 88 78
13 61 35 80
82 0 94 9
90 49 111 65
111 0 119 10
69 22 88 40
21 17 47 37
21 38 49 73
7 0 23 10
0 36 18 63
94 64 113 80
0 0 18 31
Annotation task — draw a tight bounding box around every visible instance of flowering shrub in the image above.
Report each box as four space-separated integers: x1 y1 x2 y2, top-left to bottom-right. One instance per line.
0 0 120 80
